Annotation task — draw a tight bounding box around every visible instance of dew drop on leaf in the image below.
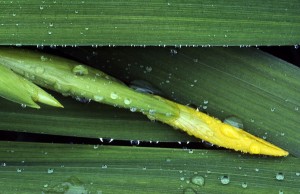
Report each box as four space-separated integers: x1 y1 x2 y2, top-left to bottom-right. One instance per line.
145 66 152 72
249 143 261 154
40 55 48 62
93 95 104 102
73 96 91 103
276 172 284 181
129 80 163 95
130 107 137 112
279 190 284 194
124 98 132 105
170 49 177 55
223 116 244 129
72 65 89 76
47 168 54 174
183 187 196 194
130 140 140 146
202 140 214 148
191 175 205 186
220 175 230 185
101 165 108 169
110 92 118 99
241 182 248 188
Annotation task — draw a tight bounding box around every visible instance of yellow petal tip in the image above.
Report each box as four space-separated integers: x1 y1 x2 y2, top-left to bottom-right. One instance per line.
163 103 289 157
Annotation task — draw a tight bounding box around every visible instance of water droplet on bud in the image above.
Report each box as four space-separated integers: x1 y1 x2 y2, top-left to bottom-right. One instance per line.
72 65 89 76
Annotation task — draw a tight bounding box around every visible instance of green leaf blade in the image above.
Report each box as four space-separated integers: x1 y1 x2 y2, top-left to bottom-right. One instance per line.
0 141 299 193
0 0 299 46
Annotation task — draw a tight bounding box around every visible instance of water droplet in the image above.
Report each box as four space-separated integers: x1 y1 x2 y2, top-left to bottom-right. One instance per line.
271 107 276 112
279 190 284 194
255 168 260 172
183 187 196 194
191 175 205 186
145 66 152 72
93 145 99 149
223 116 244 129
101 165 108 169
21 104 27 108
47 168 54 174
12 13 16 16
17 168 22 173
148 109 156 115
40 55 48 62
93 95 104 102
193 58 198 63
40 5 44 10
35 66 45 74
202 140 214 147
220 124 240 139
165 112 173 117
295 107 299 111
72 65 89 76
124 98 132 105
49 22 53 27
170 49 177 55
220 175 230 185
296 172 300 176
1 162 6 167
42 176 88 193
276 172 284 181
73 96 91 103
188 149 193 154
130 140 140 146
249 143 261 154
294 44 299 49
129 80 162 95
110 92 118 99
241 182 248 188
48 31 52 35
180 177 185 181
130 107 137 112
